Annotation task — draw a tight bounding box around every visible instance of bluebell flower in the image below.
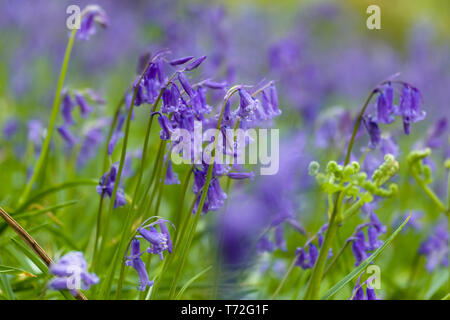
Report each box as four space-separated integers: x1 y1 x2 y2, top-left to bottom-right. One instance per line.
61 92 75 125
177 72 195 98
396 84 426 135
184 55 207 71
2 118 19 140
76 5 109 41
257 235 275 253
137 219 173 259
363 115 381 149
77 127 103 168
350 272 377 300
165 158 180 185
75 93 93 117
57 125 77 148
125 238 153 291
169 56 194 66
96 162 127 209
418 222 448 272
49 251 99 294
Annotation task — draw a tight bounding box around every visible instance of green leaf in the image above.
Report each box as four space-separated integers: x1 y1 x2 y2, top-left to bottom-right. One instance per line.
10 238 48 275
13 200 78 220
15 179 98 214
174 266 212 300
321 212 411 300
0 265 36 278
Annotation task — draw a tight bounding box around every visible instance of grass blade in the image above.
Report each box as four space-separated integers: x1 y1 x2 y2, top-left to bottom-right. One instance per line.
321 212 411 300
175 266 212 300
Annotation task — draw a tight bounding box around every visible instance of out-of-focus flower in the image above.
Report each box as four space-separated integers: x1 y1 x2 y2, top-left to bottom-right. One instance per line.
418 222 448 272
76 5 109 41
96 162 127 208
49 251 99 294
2 118 19 140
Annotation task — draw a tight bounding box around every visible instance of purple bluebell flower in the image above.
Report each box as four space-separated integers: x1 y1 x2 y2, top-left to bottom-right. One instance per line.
96 162 127 209
61 92 75 125
2 118 19 140
27 119 43 147
77 127 104 168
138 221 173 259
57 125 77 148
177 72 195 98
376 85 394 124
49 251 99 294
350 272 378 300
363 115 381 149
397 84 426 135
418 222 448 272
155 112 173 140
184 55 207 71
257 235 275 253
75 93 93 117
202 80 227 90
238 89 258 120
426 117 448 149
165 158 180 185
125 238 153 291
76 5 109 41
169 56 194 66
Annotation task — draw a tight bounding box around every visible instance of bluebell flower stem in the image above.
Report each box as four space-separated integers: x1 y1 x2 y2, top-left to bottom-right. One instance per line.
19 29 77 207
96 62 152 297
167 90 239 299
304 86 379 299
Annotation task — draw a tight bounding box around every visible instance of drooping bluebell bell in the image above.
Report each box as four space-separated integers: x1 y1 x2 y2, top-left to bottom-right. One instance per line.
237 89 258 121
426 117 448 149
350 272 377 300
184 55 207 71
226 171 254 180
154 112 173 140
57 125 77 148
137 219 173 260
2 118 19 140
295 224 331 269
418 222 448 272
348 213 386 266
177 72 195 98
165 158 180 185
48 251 99 294
77 127 104 168
363 115 381 149
202 80 227 90
61 92 75 125
27 119 43 153
376 84 394 124
396 84 426 135
169 56 194 66
76 5 109 41
125 238 153 291
96 162 127 209
257 235 275 253
75 93 93 117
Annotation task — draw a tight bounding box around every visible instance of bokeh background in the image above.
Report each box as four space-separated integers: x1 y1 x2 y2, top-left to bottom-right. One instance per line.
0 0 448 300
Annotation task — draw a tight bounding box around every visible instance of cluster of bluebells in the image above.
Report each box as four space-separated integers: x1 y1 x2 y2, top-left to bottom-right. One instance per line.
125 219 173 291
295 224 332 269
347 212 387 266
117 50 280 215
363 82 426 151
48 251 99 295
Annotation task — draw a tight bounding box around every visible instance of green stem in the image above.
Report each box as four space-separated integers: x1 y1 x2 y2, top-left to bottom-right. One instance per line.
304 86 379 299
167 89 239 299
19 29 77 206
411 170 447 213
